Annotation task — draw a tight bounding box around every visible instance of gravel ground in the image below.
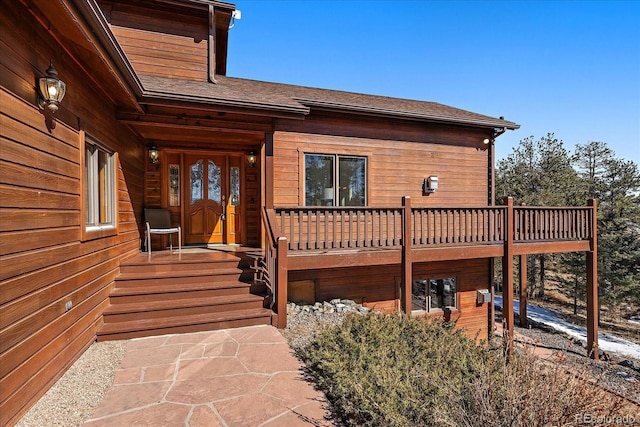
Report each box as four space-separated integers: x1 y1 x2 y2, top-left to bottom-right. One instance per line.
15 309 639 426
16 340 127 427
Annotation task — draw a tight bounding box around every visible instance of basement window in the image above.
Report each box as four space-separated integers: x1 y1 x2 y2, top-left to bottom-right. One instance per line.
411 277 457 313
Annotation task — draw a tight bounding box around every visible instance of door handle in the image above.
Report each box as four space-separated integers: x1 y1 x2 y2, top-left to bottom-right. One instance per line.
221 195 226 221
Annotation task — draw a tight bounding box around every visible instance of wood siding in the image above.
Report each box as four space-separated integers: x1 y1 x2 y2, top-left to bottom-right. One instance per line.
272 117 491 208
0 2 144 423
99 0 209 81
288 258 490 338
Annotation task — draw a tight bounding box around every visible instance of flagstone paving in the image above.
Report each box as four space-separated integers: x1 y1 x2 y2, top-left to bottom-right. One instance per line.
83 325 336 426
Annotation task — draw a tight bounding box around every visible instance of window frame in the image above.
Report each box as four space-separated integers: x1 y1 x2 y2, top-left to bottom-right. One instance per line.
411 276 458 314
303 152 368 207
80 131 119 241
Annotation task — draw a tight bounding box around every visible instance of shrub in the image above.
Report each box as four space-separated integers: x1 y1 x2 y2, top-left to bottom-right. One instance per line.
299 313 628 427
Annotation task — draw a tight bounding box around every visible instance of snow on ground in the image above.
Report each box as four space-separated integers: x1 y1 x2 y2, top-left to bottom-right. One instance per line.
494 296 640 361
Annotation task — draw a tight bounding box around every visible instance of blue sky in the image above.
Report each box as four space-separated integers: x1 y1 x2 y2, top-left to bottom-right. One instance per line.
227 1 640 163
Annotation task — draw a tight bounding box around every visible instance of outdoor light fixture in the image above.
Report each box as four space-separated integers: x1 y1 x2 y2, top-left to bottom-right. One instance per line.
37 61 66 113
483 138 491 145
148 144 159 165
247 151 256 168
424 176 439 194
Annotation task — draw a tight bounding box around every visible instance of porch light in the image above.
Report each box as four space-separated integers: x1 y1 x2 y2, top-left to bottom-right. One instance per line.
148 144 159 165
247 151 256 168
483 138 491 145
37 61 66 114
424 176 438 194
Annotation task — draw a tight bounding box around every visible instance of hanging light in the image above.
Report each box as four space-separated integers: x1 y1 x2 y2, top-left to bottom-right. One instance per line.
37 61 66 113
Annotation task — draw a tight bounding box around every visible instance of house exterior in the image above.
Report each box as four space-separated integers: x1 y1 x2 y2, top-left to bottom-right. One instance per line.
0 0 598 424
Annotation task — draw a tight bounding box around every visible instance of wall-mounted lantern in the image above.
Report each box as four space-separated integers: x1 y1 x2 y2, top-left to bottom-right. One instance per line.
483 138 491 145
424 176 438 194
247 151 257 168
148 143 159 166
37 61 66 114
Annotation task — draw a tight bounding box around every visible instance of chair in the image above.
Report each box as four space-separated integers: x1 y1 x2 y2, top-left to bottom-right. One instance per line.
144 208 181 255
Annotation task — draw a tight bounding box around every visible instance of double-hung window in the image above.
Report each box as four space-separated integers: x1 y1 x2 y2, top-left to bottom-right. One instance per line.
85 137 116 231
304 154 366 206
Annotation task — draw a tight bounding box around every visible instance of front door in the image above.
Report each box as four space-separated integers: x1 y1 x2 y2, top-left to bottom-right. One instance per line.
185 154 242 245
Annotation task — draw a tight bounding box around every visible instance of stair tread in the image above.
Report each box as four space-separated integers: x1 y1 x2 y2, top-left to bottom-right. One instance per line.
111 280 251 296
104 293 265 314
99 307 272 334
117 268 244 280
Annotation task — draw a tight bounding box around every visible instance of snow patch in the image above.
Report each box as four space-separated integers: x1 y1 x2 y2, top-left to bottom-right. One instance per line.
494 296 640 361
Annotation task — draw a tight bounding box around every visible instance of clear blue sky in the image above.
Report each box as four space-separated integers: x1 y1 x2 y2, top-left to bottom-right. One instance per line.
227 1 640 163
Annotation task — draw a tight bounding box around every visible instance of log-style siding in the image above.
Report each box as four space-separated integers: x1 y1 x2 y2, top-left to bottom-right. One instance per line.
288 258 490 338
99 0 209 81
272 122 490 208
0 2 144 423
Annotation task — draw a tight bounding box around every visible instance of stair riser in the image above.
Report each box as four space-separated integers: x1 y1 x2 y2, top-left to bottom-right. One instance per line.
110 287 250 303
97 316 271 341
104 300 265 323
114 273 253 288
119 261 243 275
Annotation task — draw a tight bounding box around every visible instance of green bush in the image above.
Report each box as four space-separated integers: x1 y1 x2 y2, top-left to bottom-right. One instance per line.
299 313 627 427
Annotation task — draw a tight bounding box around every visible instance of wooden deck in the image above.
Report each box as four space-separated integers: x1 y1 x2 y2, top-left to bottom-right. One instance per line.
98 248 272 340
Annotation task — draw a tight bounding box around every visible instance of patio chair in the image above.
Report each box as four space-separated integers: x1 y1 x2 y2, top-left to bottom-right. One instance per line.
143 208 181 255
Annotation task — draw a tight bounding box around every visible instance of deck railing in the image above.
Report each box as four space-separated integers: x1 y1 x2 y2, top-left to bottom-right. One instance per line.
274 201 594 252
513 206 593 242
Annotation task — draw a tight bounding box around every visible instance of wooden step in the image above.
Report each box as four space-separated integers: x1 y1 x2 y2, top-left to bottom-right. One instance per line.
109 280 251 302
97 308 272 341
103 294 266 322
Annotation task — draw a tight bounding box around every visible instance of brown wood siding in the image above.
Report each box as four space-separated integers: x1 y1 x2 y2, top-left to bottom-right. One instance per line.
0 2 145 423
288 258 490 339
99 1 209 81
272 121 490 208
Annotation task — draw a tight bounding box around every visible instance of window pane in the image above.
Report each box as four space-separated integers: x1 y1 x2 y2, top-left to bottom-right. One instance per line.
169 164 180 207
411 279 428 311
191 160 203 205
98 149 110 224
208 160 221 204
305 154 334 206
429 278 457 310
230 167 240 206
338 157 366 206
85 146 93 225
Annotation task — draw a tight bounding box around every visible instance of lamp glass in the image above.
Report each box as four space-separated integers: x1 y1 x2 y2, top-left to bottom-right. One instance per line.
247 152 257 167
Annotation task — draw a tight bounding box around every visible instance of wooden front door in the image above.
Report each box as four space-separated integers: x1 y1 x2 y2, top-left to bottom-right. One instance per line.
185 154 242 245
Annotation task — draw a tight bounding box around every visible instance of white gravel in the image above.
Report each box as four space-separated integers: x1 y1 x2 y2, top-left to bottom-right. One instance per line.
16 340 128 427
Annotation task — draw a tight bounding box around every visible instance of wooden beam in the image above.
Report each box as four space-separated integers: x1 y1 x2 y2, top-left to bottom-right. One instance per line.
401 196 412 314
287 249 402 270
208 5 217 83
412 244 504 262
502 197 515 354
513 240 590 255
276 236 288 328
264 133 274 209
586 199 599 359
519 255 528 327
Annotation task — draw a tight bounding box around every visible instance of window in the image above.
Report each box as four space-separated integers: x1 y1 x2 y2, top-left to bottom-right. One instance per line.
411 277 457 312
169 164 180 206
304 154 366 206
85 138 116 231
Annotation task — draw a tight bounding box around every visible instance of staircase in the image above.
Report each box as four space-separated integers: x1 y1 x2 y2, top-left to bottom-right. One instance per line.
97 250 272 341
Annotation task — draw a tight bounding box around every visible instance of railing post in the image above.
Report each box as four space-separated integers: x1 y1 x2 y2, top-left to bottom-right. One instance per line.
519 203 528 328
401 196 412 314
276 236 288 329
586 199 598 359
502 197 515 355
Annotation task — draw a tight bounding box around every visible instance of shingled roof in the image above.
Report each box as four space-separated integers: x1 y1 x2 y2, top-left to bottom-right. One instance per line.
138 74 519 130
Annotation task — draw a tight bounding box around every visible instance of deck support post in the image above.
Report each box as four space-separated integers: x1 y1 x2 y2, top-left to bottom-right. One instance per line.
276 236 288 329
264 133 274 209
401 196 412 314
586 199 598 359
519 255 527 327
502 197 515 354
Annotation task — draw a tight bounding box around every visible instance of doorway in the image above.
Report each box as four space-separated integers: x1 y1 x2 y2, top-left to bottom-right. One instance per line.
184 153 242 245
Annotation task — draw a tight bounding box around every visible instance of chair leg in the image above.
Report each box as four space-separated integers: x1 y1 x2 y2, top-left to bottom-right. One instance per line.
146 230 151 255
178 228 182 254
